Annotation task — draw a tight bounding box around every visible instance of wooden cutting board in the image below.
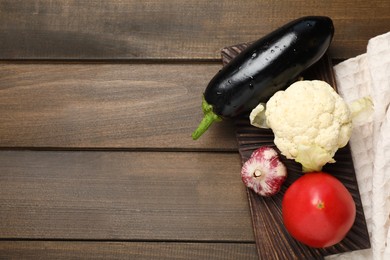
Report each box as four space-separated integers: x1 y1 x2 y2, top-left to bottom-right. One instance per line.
221 43 371 259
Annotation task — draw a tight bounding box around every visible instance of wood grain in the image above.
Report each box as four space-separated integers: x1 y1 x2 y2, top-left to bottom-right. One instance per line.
1 1 384 258
1 0 389 60
0 62 237 150
0 150 253 241
0 241 258 260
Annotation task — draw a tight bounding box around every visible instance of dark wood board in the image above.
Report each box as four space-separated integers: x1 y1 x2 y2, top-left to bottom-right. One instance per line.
0 241 258 260
0 63 236 150
1 0 390 60
221 44 371 259
0 150 253 241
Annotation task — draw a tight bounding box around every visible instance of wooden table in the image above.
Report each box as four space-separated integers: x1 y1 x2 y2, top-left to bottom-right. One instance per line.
1 1 389 259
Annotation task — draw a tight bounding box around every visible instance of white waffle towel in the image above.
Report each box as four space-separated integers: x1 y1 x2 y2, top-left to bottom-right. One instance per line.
327 31 390 260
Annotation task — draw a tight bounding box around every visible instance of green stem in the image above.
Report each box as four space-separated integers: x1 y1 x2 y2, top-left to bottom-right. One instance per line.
192 97 222 140
192 111 221 140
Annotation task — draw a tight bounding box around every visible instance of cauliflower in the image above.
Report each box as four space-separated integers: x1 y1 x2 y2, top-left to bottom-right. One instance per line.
250 80 353 172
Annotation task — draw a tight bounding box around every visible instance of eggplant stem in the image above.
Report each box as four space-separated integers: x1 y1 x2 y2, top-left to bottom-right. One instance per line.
192 97 222 140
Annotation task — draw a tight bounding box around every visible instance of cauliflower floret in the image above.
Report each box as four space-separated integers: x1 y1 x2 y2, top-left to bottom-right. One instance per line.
263 80 352 172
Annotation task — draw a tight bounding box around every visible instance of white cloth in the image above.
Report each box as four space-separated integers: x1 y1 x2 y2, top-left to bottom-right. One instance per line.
327 32 390 259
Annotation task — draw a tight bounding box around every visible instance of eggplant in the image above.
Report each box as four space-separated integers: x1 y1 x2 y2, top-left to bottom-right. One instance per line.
192 16 334 140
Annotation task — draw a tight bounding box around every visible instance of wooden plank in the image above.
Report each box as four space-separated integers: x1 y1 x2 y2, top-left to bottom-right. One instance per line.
0 62 236 150
0 150 254 241
1 0 389 60
0 241 258 260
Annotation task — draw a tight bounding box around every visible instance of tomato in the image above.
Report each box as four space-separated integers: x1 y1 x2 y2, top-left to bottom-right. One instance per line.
282 172 356 248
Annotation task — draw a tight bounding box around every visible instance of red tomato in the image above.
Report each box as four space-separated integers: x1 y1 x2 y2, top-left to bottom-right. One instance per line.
282 172 356 248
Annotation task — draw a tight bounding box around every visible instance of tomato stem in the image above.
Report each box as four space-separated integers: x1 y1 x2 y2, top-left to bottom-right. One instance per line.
317 201 325 209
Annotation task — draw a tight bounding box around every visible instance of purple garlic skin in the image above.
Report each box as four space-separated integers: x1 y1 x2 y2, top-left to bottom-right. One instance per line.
241 146 287 196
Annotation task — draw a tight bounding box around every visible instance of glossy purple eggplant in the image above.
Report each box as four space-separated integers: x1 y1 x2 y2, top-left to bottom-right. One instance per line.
192 16 334 140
